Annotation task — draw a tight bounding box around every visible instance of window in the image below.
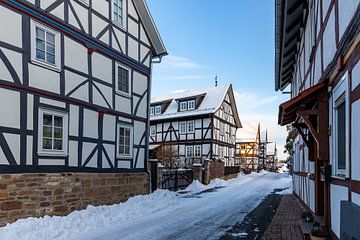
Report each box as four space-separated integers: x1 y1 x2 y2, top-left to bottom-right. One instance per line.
38 109 68 156
112 0 126 27
186 146 193 158
31 21 60 69
179 122 187 134
241 146 246 150
150 126 156 137
187 121 195 133
188 100 195 110
194 145 201 157
150 107 155 116
180 101 188 111
219 146 224 158
331 73 349 178
155 106 162 115
116 64 130 95
117 125 133 158
220 122 225 135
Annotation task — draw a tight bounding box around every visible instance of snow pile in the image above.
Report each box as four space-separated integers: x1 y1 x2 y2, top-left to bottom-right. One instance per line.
0 190 178 240
0 172 293 240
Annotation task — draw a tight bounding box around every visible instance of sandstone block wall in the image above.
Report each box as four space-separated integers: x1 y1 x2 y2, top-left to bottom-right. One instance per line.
0 172 149 226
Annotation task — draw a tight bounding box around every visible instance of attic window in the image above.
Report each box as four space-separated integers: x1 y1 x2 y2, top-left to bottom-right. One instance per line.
155 106 162 115
180 101 188 111
188 100 195 110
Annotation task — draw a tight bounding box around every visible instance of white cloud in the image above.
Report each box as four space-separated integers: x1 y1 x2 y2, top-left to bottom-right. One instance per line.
157 55 204 69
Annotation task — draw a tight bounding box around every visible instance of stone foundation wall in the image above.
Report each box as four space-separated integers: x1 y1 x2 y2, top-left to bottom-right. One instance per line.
0 172 149 226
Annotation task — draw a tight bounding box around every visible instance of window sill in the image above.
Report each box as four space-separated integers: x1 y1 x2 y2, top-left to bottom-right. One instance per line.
38 151 68 157
115 90 131 99
117 155 133 160
331 175 348 181
31 59 61 72
112 21 127 32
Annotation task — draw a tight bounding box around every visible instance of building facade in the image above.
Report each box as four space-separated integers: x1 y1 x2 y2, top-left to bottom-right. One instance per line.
235 124 260 171
0 0 166 225
149 84 242 167
275 0 359 238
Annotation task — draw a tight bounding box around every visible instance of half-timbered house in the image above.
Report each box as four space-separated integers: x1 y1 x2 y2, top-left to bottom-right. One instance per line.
149 84 242 167
275 0 360 238
235 124 260 171
0 0 166 225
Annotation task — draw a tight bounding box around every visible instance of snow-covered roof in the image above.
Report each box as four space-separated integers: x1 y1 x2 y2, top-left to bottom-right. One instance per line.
236 122 259 143
151 84 242 127
266 142 276 155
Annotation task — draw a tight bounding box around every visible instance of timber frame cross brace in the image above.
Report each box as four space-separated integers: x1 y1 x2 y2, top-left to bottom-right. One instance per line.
296 109 320 145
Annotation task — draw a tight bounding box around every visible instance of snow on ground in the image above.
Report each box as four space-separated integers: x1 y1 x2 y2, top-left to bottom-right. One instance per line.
0 172 292 240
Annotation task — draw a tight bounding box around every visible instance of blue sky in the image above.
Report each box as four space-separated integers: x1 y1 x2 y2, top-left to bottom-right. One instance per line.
147 0 289 159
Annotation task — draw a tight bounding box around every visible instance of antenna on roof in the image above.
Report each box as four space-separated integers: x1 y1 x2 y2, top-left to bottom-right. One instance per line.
215 75 218 87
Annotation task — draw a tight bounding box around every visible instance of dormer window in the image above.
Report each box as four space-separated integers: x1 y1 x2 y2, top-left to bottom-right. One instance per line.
150 106 155 116
180 101 188 111
188 100 195 110
155 106 162 115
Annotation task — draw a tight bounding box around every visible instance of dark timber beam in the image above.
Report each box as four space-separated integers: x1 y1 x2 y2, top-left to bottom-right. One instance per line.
285 14 303 34
287 0 306 15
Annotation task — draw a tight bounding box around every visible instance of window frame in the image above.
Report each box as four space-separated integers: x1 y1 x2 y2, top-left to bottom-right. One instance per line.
331 73 349 178
111 0 127 29
179 121 187 134
188 100 196 110
117 124 133 159
115 62 131 97
194 145 202 158
150 125 156 137
185 146 193 158
155 105 162 115
187 120 195 133
30 20 61 71
180 101 188 111
150 106 155 116
38 108 68 156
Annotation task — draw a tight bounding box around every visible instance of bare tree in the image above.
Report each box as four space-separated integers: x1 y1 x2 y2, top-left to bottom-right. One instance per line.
154 145 178 169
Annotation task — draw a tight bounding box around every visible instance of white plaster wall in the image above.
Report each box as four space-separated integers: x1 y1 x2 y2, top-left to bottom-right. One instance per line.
92 52 112 84
0 5 22 48
351 99 360 181
322 0 332 21
102 114 116 141
4 133 20 164
29 64 60 94
330 184 349 238
115 95 131 114
70 1 89 33
27 94 34 130
134 121 145 146
0 89 20 128
128 0 139 20
40 97 66 108
338 0 359 40
82 142 97 167
83 109 98 139
69 105 79 137
65 70 88 102
128 18 138 38
128 37 139 61
309 179 315 212
26 136 33 165
38 159 65 165
64 37 88 74
92 82 112 108
352 192 360 207
0 48 23 84
135 149 144 168
92 0 109 19
68 140 78 167
322 9 336 70
118 161 131 169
